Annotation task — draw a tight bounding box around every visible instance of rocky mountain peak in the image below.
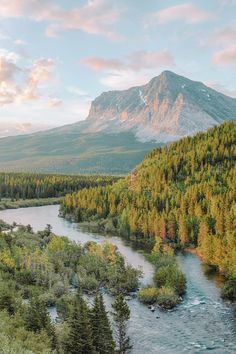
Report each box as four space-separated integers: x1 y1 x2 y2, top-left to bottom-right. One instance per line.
86 71 236 142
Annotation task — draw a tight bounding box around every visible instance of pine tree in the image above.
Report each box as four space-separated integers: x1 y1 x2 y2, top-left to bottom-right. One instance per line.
65 292 96 354
91 293 115 354
112 294 132 354
24 298 57 351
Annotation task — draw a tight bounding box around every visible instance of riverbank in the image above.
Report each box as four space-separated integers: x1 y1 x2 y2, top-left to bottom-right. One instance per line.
0 197 61 210
0 204 235 353
60 214 186 309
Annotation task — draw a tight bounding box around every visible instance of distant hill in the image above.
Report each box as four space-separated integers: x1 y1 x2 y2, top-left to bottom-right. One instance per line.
0 122 53 138
0 71 235 174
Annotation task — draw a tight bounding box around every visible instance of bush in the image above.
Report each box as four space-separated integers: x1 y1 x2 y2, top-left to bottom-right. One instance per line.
156 286 179 309
80 275 99 292
221 278 236 301
138 287 158 304
154 264 186 296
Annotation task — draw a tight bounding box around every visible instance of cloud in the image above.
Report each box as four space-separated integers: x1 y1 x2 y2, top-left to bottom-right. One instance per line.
14 39 27 45
0 0 123 39
47 97 63 107
206 81 236 97
146 3 212 26
81 49 174 72
22 58 56 101
213 26 236 45
212 46 236 65
67 86 91 100
80 57 124 71
0 49 57 105
100 69 151 90
81 49 175 90
209 26 236 66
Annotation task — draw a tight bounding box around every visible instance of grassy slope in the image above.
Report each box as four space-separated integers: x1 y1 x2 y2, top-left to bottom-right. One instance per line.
0 124 158 174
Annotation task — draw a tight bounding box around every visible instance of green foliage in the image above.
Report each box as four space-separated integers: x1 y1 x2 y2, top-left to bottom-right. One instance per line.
138 287 158 304
112 294 132 354
62 122 236 289
91 293 115 354
221 277 236 301
0 223 140 353
64 291 96 354
156 286 179 309
0 311 52 354
154 264 186 296
0 172 119 200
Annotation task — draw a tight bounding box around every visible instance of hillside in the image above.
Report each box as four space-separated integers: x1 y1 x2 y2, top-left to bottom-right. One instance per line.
61 122 236 295
0 126 157 174
0 71 236 174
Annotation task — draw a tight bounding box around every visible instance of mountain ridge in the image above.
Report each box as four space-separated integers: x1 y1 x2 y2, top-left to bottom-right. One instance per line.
85 70 236 142
0 70 235 174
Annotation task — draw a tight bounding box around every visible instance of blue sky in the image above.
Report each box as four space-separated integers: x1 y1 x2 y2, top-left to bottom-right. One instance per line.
0 0 236 128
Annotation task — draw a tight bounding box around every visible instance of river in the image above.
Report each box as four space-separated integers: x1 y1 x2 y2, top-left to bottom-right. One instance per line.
0 205 235 354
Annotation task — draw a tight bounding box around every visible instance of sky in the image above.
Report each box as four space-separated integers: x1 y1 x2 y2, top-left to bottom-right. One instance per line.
0 0 236 130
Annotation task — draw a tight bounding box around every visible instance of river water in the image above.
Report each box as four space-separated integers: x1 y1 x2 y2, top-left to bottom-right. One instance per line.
0 205 235 354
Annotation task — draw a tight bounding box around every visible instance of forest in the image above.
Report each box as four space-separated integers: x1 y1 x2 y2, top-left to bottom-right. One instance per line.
61 122 236 300
0 220 137 353
0 173 119 200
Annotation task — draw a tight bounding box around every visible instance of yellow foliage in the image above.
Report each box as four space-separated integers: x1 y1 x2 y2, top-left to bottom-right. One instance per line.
0 249 16 269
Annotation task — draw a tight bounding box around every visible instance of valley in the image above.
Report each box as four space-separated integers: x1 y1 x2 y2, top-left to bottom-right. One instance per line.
0 204 235 353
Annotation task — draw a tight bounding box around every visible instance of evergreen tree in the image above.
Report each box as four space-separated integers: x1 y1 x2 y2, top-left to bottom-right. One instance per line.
23 298 57 351
112 294 132 354
91 293 115 354
65 292 96 354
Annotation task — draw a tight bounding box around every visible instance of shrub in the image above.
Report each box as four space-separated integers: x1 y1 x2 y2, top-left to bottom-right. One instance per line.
138 287 158 304
156 286 178 309
154 264 186 296
221 277 236 301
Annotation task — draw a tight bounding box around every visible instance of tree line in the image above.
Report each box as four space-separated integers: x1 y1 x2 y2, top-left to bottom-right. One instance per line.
0 172 119 200
61 122 236 300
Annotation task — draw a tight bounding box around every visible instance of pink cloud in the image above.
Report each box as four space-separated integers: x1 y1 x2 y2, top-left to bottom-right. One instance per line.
213 26 236 45
0 50 57 105
80 57 124 71
0 0 123 39
81 50 174 72
148 3 212 25
212 46 236 65
129 50 174 70
81 50 175 90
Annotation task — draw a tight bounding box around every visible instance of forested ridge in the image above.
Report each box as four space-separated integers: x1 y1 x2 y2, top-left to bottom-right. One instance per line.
61 122 236 298
0 173 119 200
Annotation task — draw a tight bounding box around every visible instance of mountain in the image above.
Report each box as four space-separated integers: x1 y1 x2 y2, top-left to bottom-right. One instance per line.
86 70 236 142
0 71 235 174
0 122 53 138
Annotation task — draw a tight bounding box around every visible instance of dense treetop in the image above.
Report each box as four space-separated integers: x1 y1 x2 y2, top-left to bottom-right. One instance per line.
61 122 236 284
0 172 119 199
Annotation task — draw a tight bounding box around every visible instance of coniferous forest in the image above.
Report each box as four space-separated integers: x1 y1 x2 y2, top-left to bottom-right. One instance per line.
0 173 119 200
61 122 236 300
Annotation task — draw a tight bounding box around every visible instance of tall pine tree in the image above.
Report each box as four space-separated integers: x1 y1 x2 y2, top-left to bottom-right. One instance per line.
91 293 115 354
65 291 96 354
112 294 132 354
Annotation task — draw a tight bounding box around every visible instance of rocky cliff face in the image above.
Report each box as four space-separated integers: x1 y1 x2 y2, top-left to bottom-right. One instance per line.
86 71 236 142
